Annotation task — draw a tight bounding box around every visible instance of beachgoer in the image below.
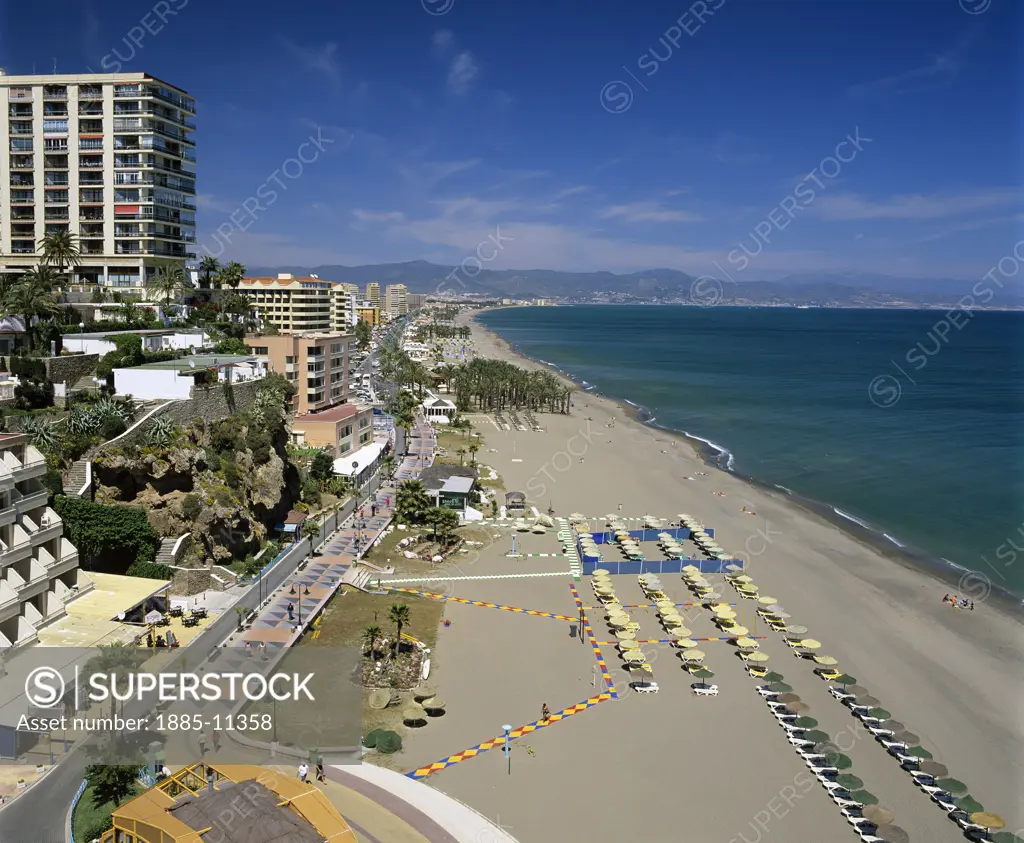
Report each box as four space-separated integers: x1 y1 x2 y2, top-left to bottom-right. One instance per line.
198 734 208 755
386 496 391 507
245 641 252 658
617 503 623 511
371 503 377 517
298 762 308 782
316 762 326 783
210 730 220 753
287 602 294 621
970 601 974 610
541 703 550 722
259 641 268 661
942 594 951 604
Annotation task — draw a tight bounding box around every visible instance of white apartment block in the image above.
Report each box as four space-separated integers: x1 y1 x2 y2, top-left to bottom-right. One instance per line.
385 283 408 318
0 71 196 292
331 282 358 332
0 434 87 650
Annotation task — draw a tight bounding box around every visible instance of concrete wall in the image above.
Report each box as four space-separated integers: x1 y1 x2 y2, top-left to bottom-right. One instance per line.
114 367 193 400
42 353 99 386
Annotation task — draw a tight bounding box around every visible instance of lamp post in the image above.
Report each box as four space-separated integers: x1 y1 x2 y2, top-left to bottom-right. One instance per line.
502 724 511 775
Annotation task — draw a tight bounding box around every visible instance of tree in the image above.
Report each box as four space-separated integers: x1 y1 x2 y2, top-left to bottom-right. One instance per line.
84 642 141 721
214 337 250 355
423 505 459 545
468 442 480 465
147 263 187 304
7 265 61 350
380 454 396 481
301 519 321 544
395 479 430 522
85 764 138 809
354 319 372 350
456 448 467 466
388 603 410 656
54 496 161 572
38 230 81 282
198 255 220 290
310 449 334 483
214 260 245 290
362 623 382 659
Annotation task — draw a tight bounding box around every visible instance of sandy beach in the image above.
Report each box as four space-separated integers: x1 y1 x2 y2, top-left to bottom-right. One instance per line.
389 310 1023 842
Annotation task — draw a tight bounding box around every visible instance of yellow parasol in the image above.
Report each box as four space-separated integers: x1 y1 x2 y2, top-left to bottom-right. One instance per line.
607 616 629 628
619 639 640 650
813 655 838 666
682 650 706 661
669 626 692 637
735 637 759 648
743 651 769 663
757 595 779 604
969 813 1005 830
614 629 635 640
728 626 750 637
799 639 822 650
732 574 753 583
681 564 700 573
592 568 610 576
623 651 646 663
676 638 698 649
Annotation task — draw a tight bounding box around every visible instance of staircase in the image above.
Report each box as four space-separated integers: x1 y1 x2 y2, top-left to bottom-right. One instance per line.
340 567 375 592
155 538 178 566
65 459 91 499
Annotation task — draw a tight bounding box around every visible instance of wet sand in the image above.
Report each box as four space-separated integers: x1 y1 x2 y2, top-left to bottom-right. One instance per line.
394 312 1023 842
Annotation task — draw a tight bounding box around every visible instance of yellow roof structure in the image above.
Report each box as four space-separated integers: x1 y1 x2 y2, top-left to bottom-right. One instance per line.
65 572 170 622
110 763 355 842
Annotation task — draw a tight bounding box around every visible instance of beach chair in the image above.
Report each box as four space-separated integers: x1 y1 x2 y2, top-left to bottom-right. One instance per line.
692 684 719 696
833 796 863 809
829 686 855 702
789 737 814 748
632 681 659 694
756 686 778 698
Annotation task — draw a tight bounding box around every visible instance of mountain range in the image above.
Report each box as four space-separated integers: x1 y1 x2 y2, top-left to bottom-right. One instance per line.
243 261 1024 307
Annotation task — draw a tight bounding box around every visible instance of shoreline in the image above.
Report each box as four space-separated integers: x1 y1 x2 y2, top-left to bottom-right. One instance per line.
469 308 1023 620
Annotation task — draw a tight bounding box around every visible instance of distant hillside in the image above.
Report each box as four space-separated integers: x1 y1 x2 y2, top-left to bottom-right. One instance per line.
243 261 1024 307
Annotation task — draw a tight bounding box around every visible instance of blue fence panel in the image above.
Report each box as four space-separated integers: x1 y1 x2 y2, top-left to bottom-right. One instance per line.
68 778 87 843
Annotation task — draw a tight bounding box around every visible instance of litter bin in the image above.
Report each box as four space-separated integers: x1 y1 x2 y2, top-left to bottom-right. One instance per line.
569 623 577 638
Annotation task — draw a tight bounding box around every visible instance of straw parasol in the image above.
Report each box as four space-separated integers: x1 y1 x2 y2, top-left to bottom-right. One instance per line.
725 563 743 572
813 655 838 666
969 812 1005 830
668 626 691 637
592 568 610 576
403 706 427 726
877 720 905 733
787 701 810 713
853 695 881 709
823 751 852 770
903 746 932 760
776 692 801 703
735 636 759 649
757 595 779 604
682 650 706 662
623 651 646 663
614 630 636 640
849 790 878 806
766 682 793 693
682 564 700 573
728 625 750 637
798 639 821 650
619 639 640 650
744 651 769 663
890 731 919 746
412 685 435 702
917 760 948 778
873 825 908 843
675 638 698 649
422 697 446 715
865 707 892 721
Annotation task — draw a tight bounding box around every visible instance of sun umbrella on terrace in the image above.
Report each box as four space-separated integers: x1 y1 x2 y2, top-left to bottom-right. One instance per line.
849 790 878 806
918 761 949 778
675 638 698 649
890 731 919 746
970 812 1006 830
623 651 646 663
727 625 749 636
798 639 821 650
757 595 779 604
732 574 752 584
864 707 891 720
787 701 810 713
835 773 863 790
873 824 909 843
607 617 629 628
614 630 635 640
682 650 706 662
832 673 856 686
619 639 639 650
934 778 968 795
725 563 743 572
823 752 852 770
735 637 759 649
403 707 427 726
877 720 905 733
668 626 692 637
802 733 830 747
903 746 932 760
682 564 700 573
955 795 985 814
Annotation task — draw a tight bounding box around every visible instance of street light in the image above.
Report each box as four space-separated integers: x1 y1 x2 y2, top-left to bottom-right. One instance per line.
502 724 512 775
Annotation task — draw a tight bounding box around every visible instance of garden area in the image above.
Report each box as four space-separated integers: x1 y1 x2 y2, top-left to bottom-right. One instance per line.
71 765 142 843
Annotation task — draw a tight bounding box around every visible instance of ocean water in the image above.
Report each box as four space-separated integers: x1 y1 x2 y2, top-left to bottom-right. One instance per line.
478 305 1024 602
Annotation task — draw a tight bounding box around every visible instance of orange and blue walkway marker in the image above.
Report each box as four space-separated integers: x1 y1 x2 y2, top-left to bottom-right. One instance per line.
389 587 576 621
583 601 737 610
406 693 612 779
594 636 769 645
569 583 617 697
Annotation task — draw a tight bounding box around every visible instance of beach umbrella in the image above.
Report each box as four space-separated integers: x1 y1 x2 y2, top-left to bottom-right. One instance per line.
873 824 908 843
728 625 750 637
970 813 1006 830
422 697 446 712
669 626 692 637
835 773 863 790
877 720 905 733
832 673 856 686
794 716 819 729
798 639 821 650
934 778 968 795
732 574 752 583
757 595 779 604
955 795 985 814
845 684 868 696
692 667 714 680
683 650 706 661
824 752 853 770
614 630 635 640
735 637 758 649
623 651 646 663
813 656 838 666
725 563 742 572
777 692 801 703
865 708 892 721
592 569 610 576
412 685 435 701
766 682 793 693
744 652 769 663
403 707 427 726
608 616 629 628
917 761 949 778
676 638 698 649
619 639 640 650
772 611 791 619
853 693 880 707
903 746 932 760
787 701 810 713
763 671 785 683
890 731 919 746
801 731 829 744
849 790 878 806
682 564 700 573
990 834 1024 843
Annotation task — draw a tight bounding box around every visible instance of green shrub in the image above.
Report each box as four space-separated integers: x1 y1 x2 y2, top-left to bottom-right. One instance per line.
181 493 202 521
54 496 160 571
14 378 54 410
222 459 240 489
246 428 272 463
126 561 173 579
43 467 64 498
98 415 127 440
10 355 46 380
214 337 250 355
376 731 402 754
214 488 234 507
204 449 222 472
363 729 384 748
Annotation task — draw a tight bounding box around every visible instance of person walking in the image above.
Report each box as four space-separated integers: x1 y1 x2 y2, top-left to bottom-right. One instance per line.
297 762 308 782
371 503 377 517
287 602 294 621
210 730 220 753
316 761 326 783
259 641 268 662
198 733 208 755
541 703 550 722
244 641 252 658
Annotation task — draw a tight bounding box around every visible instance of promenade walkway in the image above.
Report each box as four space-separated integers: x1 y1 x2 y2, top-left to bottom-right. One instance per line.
237 421 436 650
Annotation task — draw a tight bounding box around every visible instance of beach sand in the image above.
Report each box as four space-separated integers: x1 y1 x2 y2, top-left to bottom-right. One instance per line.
394 312 1023 842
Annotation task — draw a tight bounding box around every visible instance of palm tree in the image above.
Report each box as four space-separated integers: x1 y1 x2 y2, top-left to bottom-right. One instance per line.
37 230 81 284
395 479 430 522
198 255 220 290
362 623 382 659
380 454 396 482
214 260 245 290
119 300 141 325
147 263 187 304
468 442 480 465
456 447 467 466
388 603 410 656
84 642 139 721
8 266 60 350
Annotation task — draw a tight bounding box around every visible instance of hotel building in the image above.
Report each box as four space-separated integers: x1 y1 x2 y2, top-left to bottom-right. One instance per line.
384 283 408 319
331 282 357 332
365 282 381 310
0 71 196 291
246 331 353 415
0 433 87 650
237 274 333 334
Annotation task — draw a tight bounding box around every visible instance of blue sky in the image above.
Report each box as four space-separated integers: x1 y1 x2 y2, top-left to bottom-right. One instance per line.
4 0 1022 280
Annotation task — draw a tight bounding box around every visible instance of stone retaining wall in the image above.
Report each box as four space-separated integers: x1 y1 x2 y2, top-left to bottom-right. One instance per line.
44 353 99 385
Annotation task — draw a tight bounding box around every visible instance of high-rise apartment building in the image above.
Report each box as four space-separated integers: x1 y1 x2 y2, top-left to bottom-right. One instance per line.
385 283 408 318
365 282 381 310
237 274 333 334
246 332 352 414
407 292 427 310
331 282 357 332
0 71 196 291
0 433 87 650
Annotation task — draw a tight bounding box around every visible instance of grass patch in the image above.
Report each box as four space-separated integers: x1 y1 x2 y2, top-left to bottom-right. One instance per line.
73 782 141 843
304 589 443 652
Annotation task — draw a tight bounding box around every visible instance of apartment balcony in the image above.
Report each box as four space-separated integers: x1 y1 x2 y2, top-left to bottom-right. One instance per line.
0 581 18 621
79 140 104 151
13 563 49 600
43 546 78 578
0 498 15 528
80 159 103 169
27 509 63 545
1 446 47 483
79 87 104 100
10 212 35 222
8 90 32 101
42 88 68 101
9 126 33 136
9 141 33 153
14 487 48 517
10 159 34 170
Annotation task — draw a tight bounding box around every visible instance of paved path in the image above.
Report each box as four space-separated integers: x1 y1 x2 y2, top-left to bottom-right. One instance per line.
238 421 436 649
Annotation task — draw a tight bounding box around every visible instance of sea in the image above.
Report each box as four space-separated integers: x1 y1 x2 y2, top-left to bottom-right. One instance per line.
477 305 1024 607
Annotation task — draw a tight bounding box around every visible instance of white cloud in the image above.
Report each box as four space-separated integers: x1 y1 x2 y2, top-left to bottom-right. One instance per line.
432 29 454 53
813 189 1019 221
848 32 975 99
447 52 478 95
352 209 406 223
600 201 702 223
282 40 341 85
394 158 481 188
551 185 592 200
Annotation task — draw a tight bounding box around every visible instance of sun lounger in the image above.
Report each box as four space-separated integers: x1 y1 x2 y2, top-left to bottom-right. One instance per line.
807 764 838 775
692 684 719 696
789 737 814 748
856 831 884 843
829 686 855 701
632 681 659 694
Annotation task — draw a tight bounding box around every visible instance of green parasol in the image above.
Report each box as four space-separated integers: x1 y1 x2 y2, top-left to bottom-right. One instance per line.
766 682 792 693
849 790 878 805
801 730 830 744
904 746 932 760
793 716 818 729
835 774 863 790
934 778 968 795
865 708 892 720
763 671 785 683
824 752 853 770
955 795 985 814
832 673 856 686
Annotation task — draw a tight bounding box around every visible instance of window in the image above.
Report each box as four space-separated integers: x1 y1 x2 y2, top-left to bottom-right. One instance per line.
248 346 268 355
43 119 68 134
359 417 370 429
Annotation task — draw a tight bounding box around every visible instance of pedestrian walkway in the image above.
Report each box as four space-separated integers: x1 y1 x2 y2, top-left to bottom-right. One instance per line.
238 420 436 649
